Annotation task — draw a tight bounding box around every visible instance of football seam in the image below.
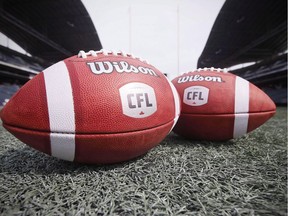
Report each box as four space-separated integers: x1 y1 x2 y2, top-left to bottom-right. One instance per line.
3 120 174 135
180 110 276 115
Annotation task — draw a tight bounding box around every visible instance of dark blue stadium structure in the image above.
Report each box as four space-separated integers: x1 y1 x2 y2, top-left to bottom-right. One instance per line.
198 0 287 105
0 0 102 64
0 0 102 105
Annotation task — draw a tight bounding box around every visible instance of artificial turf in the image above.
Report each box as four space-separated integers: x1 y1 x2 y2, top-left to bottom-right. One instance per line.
0 107 287 215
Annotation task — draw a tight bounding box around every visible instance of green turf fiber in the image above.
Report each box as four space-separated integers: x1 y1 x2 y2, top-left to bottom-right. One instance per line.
0 107 287 215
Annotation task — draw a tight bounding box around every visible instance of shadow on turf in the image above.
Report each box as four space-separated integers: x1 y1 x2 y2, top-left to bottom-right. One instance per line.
164 131 239 147
0 146 148 175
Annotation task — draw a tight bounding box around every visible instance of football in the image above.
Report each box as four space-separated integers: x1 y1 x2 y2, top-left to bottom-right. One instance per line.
171 68 276 141
0 49 180 164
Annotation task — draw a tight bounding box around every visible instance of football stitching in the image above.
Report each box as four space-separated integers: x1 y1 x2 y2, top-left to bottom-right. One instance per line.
181 67 228 75
77 49 150 64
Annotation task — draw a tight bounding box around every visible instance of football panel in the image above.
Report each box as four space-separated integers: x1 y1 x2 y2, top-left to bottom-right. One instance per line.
173 71 276 116
3 123 51 155
173 114 235 141
0 73 50 132
249 83 276 112
247 111 276 133
172 72 237 114
64 55 177 133
1 54 178 136
173 111 276 141
74 121 174 164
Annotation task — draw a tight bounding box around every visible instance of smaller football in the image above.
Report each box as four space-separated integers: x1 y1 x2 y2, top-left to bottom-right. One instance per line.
171 68 276 141
1 49 180 164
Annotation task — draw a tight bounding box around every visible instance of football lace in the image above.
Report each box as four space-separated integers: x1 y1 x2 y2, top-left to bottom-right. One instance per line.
196 67 228 73
181 67 228 75
78 49 149 64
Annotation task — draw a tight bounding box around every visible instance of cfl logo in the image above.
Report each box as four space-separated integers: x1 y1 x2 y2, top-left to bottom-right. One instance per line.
127 93 153 109
183 86 209 106
119 83 157 118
